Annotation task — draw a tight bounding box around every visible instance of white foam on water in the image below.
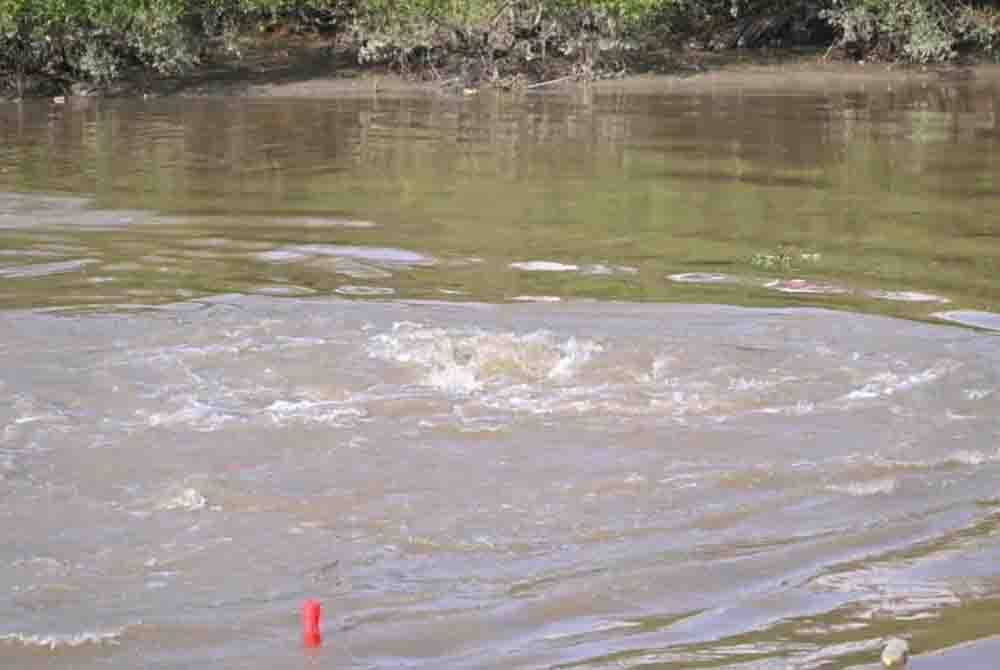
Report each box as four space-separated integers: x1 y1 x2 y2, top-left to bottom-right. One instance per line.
541 619 643 641
828 478 898 496
509 261 579 272
946 450 992 466
668 272 737 284
580 264 613 275
427 361 482 393
644 354 676 383
265 399 367 426
256 249 310 263
291 244 434 265
0 626 129 649
442 257 483 267
257 244 432 268
843 361 960 400
252 285 317 296
368 323 602 395
941 447 1000 467
796 639 882 667
273 334 328 347
9 555 67 572
658 472 703 489
757 400 816 416
157 487 207 512
809 568 962 620
647 389 720 417
933 310 1000 332
0 259 98 278
867 289 950 303
511 295 562 302
765 278 850 295
178 237 230 248
101 261 143 272
0 249 65 259
728 376 783 392
310 257 393 279
14 413 63 425
964 388 995 401
335 285 395 296
143 397 238 432
580 264 638 276
864 448 1000 472
296 217 378 228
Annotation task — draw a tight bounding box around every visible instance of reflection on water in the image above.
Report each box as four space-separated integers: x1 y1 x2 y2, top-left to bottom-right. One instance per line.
1 72 1000 670
0 74 999 323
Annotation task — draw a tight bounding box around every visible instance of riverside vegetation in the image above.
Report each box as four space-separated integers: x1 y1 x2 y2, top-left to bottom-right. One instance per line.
2 0 1000 97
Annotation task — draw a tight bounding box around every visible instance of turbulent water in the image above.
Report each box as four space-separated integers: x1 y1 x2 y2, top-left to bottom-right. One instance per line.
1 69 1000 669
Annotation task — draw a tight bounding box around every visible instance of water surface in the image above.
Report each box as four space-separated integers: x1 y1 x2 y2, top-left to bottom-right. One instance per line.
1 72 999 669
1 75 998 318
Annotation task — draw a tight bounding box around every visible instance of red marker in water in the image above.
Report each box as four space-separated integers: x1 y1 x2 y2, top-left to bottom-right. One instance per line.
302 600 321 648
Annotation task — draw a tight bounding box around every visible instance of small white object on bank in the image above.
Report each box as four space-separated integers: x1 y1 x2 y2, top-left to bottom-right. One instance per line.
882 637 910 668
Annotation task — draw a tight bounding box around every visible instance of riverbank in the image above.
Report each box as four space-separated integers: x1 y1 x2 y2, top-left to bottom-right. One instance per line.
4 0 998 102
37 34 991 103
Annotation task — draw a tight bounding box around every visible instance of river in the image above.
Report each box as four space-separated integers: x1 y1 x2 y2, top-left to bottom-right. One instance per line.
1 68 999 669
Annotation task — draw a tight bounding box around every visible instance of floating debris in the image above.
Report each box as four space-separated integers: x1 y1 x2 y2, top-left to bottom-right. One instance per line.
882 637 910 667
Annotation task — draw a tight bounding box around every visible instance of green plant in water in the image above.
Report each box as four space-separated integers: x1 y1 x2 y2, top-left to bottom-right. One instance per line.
750 251 794 270
750 245 822 271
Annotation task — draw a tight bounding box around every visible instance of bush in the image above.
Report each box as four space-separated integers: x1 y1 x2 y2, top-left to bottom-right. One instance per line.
956 3 1000 55
3 0 1000 96
0 0 299 93
822 0 999 62
1 0 198 91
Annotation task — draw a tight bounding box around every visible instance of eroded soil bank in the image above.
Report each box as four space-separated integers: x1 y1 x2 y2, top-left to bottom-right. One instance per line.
63 35 995 102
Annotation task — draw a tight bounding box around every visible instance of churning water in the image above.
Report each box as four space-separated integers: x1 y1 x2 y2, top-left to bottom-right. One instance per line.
1 69 999 669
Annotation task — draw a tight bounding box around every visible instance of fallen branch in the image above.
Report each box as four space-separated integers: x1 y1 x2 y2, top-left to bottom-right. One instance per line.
525 74 574 89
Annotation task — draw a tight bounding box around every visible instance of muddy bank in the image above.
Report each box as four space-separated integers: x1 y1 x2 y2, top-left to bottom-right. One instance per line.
2 9 993 104
60 37 993 102
122 32 661 99
5 0 999 103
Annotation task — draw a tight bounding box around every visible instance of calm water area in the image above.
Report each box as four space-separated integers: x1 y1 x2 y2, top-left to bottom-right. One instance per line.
1 68 999 669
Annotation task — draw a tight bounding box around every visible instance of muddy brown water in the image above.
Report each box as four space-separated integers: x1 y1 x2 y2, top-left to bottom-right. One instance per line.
1 70 999 669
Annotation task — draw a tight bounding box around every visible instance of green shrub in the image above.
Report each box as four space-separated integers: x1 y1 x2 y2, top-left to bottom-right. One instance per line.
3 0 999 95
822 0 971 62
956 3 1000 55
